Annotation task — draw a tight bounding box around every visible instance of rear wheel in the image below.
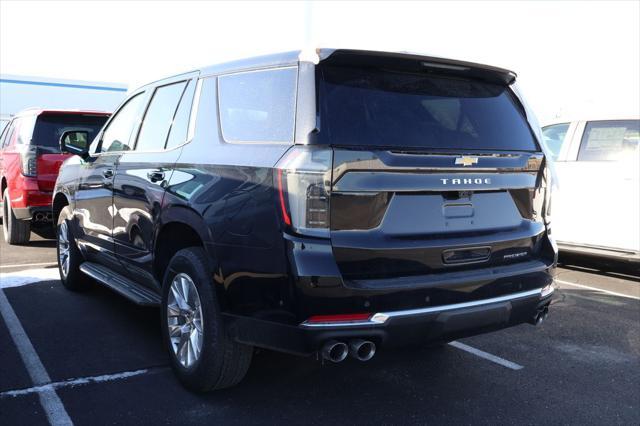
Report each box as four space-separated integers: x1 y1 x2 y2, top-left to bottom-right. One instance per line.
161 247 253 392
2 189 30 245
57 206 83 290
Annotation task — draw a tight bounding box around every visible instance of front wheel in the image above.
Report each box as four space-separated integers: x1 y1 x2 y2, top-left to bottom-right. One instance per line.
161 247 253 392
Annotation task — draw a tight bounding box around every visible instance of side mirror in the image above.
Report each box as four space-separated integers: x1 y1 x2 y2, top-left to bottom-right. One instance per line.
60 130 90 158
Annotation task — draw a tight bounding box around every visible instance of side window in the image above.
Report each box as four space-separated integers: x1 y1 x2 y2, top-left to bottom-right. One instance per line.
135 81 188 152
166 80 196 150
0 121 9 147
218 67 297 143
1 121 15 148
578 120 640 162
5 119 20 147
542 123 570 161
100 92 146 153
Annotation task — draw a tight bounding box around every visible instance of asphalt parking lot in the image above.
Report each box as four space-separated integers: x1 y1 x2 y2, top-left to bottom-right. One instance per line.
1 229 638 425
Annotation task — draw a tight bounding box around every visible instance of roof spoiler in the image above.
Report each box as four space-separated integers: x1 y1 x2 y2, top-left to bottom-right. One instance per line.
316 49 517 86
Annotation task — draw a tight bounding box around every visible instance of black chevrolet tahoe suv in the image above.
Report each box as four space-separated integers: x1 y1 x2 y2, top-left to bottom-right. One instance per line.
53 49 557 391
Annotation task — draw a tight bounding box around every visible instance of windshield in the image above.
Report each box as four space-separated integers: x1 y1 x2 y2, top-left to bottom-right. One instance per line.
317 66 538 151
32 113 108 150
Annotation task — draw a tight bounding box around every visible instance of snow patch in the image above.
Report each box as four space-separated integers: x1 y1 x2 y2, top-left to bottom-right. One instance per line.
0 268 60 289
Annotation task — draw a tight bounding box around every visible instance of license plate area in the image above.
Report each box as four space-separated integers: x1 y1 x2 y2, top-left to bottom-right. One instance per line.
442 246 491 265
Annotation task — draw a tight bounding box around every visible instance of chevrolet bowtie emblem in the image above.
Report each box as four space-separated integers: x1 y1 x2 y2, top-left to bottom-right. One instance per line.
455 156 479 167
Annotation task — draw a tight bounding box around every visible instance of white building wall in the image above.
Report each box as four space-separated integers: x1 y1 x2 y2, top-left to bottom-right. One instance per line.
0 74 128 118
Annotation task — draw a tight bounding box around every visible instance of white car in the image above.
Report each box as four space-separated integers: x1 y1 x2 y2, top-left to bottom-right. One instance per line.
543 118 640 262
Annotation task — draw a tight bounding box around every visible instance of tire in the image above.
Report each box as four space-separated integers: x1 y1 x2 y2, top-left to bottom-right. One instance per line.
161 247 253 392
56 206 84 291
2 189 31 245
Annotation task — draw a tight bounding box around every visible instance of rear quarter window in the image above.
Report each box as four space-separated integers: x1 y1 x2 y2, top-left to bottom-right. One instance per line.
218 67 297 143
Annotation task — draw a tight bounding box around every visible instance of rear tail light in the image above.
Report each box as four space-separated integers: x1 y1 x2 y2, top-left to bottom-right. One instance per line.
17 145 37 177
275 146 332 238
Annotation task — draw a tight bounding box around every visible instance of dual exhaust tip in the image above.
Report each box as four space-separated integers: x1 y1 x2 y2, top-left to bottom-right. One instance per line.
533 305 549 326
325 304 551 361
33 212 53 222
322 339 376 363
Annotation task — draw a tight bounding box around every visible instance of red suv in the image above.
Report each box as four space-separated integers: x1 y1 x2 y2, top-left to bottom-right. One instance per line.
0 109 109 244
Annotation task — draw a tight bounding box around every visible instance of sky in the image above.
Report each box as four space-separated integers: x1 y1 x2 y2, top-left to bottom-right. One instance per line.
1 0 639 124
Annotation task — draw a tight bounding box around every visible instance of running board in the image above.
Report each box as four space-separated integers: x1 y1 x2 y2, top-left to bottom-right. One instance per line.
79 262 161 306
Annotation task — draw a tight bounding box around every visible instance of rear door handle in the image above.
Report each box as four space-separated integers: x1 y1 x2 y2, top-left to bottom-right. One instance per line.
147 170 165 183
102 169 114 179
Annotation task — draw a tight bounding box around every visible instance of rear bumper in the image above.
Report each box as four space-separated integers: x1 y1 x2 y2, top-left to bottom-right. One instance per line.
284 231 556 310
5 176 53 219
225 232 556 356
225 286 554 356
12 205 52 220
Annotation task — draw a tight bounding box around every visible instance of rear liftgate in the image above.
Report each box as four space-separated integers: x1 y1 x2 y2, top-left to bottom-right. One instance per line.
329 149 554 296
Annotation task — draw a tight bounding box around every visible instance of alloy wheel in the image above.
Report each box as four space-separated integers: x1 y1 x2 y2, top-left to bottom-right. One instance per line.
58 221 70 278
167 273 204 368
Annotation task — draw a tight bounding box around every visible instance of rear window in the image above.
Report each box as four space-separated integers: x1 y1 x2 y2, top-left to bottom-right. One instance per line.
32 114 108 150
317 66 538 151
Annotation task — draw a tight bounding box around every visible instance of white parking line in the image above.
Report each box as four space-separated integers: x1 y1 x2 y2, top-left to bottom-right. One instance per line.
0 368 150 398
449 341 524 370
0 262 58 269
0 268 60 289
0 289 73 425
555 279 640 301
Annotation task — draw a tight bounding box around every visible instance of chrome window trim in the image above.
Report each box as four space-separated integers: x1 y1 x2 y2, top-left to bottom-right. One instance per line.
186 78 203 143
116 78 202 155
300 288 548 328
130 79 191 152
90 73 201 157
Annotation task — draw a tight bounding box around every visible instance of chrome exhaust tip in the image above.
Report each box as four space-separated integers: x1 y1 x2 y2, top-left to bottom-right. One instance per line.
349 339 376 361
530 305 550 326
321 340 348 363
535 307 549 325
